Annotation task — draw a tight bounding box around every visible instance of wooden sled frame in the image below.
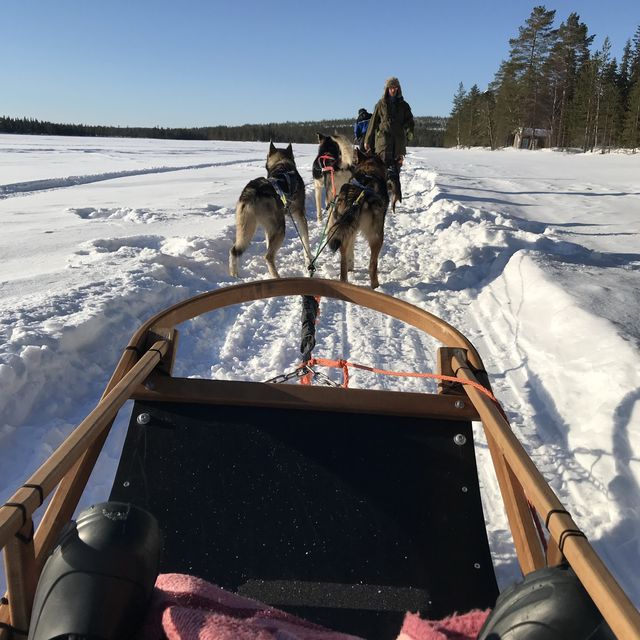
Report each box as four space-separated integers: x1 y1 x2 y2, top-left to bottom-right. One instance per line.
0 277 639 639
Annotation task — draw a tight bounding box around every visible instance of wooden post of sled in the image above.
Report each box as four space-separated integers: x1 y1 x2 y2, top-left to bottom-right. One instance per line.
1 509 36 637
452 352 640 640
438 348 546 575
0 340 170 636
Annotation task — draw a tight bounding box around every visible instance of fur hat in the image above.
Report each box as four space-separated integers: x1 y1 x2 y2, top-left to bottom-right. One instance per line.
384 76 402 96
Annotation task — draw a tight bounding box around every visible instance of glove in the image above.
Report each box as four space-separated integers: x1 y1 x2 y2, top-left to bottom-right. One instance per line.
406 130 414 142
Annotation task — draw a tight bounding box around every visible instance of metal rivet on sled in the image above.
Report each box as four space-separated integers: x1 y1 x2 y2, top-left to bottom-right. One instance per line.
137 413 151 425
474 562 481 569
461 486 468 493
454 399 465 409
454 433 467 446
123 481 130 488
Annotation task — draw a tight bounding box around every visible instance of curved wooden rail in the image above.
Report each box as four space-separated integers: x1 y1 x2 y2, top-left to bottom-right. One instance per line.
125 277 487 371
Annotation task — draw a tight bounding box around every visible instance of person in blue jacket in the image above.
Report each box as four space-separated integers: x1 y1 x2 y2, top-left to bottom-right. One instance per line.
353 108 372 150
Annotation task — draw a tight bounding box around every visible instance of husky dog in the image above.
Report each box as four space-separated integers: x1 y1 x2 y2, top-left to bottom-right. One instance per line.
229 142 310 278
312 133 354 222
328 149 389 289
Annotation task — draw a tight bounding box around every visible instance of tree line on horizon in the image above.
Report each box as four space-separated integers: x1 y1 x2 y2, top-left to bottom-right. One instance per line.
445 7 640 151
0 115 447 147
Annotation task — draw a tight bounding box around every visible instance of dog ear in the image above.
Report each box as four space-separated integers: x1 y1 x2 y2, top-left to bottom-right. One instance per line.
317 132 326 142
269 141 276 154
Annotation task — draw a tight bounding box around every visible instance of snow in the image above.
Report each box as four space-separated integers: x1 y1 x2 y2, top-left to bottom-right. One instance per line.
1 134 639 609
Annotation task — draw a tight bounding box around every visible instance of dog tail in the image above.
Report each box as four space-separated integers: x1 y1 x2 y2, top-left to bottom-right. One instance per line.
328 203 359 252
229 196 259 278
231 200 254 256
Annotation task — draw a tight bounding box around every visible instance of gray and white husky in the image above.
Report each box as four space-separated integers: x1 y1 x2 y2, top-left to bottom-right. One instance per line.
229 142 310 278
312 133 354 222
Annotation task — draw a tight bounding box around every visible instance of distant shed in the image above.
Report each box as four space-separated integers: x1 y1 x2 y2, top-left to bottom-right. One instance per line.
513 127 551 149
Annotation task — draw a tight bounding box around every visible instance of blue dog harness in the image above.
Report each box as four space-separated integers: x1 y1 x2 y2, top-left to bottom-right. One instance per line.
268 170 299 206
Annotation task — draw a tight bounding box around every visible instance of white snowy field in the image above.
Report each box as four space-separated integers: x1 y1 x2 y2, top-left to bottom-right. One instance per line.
0 134 639 610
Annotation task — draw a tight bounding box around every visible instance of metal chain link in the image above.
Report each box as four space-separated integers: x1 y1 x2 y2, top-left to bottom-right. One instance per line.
264 365 311 384
309 369 341 387
264 364 341 387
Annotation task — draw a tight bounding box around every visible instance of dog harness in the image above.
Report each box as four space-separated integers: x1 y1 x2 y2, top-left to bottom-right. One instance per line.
312 153 339 200
319 154 338 198
268 170 299 206
350 175 381 203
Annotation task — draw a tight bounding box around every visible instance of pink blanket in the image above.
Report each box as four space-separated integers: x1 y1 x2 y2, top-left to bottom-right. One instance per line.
142 573 363 640
142 573 489 640
397 610 490 640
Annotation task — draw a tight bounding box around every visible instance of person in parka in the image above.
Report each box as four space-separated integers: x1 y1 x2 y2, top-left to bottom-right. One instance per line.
364 76 414 207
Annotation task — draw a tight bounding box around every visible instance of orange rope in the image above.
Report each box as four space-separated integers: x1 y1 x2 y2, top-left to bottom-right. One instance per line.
304 356 500 402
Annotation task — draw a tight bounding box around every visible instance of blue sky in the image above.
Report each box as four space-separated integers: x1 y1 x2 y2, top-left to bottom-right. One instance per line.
3 1 637 128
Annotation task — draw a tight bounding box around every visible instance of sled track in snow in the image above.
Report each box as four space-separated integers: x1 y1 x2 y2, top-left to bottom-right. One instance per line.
0 157 263 199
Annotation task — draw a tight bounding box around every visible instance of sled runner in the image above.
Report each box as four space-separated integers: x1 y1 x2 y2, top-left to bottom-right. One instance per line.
0 278 638 639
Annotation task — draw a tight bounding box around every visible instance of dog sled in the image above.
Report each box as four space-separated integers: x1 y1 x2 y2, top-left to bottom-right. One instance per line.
0 278 639 639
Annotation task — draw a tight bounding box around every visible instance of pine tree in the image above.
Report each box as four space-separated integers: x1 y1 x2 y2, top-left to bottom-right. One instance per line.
622 78 640 150
569 55 599 150
597 50 622 149
618 40 633 108
545 12 594 147
630 26 640 85
621 25 640 149
444 82 467 147
491 61 522 146
506 6 558 132
463 85 484 146
478 90 497 148
592 39 611 149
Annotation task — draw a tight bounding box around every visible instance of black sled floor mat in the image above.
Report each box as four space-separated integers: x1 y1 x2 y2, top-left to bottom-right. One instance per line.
109 398 498 639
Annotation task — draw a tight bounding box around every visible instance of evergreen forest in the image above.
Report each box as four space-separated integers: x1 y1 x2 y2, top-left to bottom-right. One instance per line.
445 7 640 151
0 116 446 148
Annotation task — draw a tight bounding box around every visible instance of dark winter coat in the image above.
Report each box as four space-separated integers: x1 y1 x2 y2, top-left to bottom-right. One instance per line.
364 77 414 161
